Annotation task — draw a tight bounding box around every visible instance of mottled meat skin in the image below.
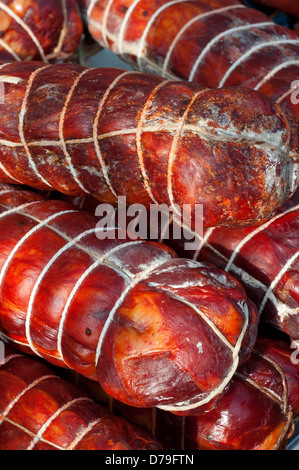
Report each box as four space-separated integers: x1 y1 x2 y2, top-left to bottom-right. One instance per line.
79 0 299 121
0 0 83 62
0 184 258 413
0 347 162 450
167 190 299 342
0 62 298 229
184 341 295 451
51 189 299 343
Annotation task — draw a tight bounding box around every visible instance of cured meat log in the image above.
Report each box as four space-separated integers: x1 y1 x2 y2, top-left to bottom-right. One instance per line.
167 189 299 342
55 189 299 342
0 62 298 229
0 184 259 414
51 188 299 342
59 334 299 450
44 367 186 450
184 336 297 450
254 336 299 417
78 0 299 120
0 0 83 62
0 346 162 450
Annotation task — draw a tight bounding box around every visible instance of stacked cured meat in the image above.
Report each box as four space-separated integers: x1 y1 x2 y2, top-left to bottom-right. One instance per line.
0 1 298 452
162 190 299 343
0 346 162 450
0 184 259 414
56 334 299 450
0 186 299 450
2 337 296 450
56 188 299 343
50 188 299 447
78 0 299 120
184 336 299 450
0 0 83 62
0 62 297 229
0 183 298 450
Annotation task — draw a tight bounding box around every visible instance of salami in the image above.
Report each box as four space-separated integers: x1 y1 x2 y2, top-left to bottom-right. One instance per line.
78 0 299 120
0 184 258 413
0 62 298 228
0 0 83 62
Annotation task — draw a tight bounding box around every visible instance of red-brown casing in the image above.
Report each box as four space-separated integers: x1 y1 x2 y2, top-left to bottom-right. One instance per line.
50 189 299 343
55 334 299 450
0 0 83 62
168 190 299 342
0 346 162 450
0 184 258 414
184 338 296 450
0 62 298 229
79 0 299 121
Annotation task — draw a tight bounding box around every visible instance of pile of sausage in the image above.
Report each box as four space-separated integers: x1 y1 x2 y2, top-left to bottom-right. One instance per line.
0 0 298 451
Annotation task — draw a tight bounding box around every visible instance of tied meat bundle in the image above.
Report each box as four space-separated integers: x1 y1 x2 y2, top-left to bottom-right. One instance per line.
0 346 162 450
184 336 299 450
0 2 298 452
254 336 299 418
165 189 299 342
0 62 298 228
0 184 259 414
0 0 83 62
53 190 299 368
56 334 299 450
79 0 299 120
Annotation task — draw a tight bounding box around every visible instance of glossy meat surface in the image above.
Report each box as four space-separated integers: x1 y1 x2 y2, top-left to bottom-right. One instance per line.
172 190 299 342
0 62 298 229
60 334 299 450
184 337 296 450
79 0 299 120
0 184 259 413
0 347 162 450
59 189 299 342
0 0 83 62
254 336 299 417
